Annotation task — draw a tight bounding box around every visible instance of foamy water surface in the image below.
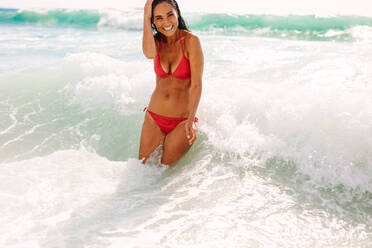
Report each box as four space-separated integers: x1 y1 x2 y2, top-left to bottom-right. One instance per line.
0 7 371 248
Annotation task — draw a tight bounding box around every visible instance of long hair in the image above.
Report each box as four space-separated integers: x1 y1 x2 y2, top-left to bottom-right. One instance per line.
151 0 189 41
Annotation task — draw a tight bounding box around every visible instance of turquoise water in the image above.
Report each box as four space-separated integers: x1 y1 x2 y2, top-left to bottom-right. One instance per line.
2 8 372 41
0 8 371 248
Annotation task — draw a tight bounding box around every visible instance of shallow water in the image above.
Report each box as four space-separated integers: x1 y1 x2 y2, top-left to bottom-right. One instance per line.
0 8 371 248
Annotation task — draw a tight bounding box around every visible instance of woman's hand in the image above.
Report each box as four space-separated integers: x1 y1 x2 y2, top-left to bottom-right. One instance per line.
144 0 154 20
185 118 197 146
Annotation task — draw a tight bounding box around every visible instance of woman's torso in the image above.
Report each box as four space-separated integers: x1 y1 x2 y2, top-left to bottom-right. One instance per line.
148 30 191 118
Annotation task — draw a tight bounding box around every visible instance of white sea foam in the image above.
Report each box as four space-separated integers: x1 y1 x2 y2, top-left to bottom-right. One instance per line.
198 36 372 192
0 150 166 247
1 16 371 247
2 148 368 248
350 25 372 42
61 52 153 113
98 9 142 30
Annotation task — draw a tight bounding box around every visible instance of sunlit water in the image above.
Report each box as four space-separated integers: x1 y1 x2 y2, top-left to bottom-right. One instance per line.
0 8 371 248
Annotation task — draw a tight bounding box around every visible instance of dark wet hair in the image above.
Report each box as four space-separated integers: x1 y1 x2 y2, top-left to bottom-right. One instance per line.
151 0 189 41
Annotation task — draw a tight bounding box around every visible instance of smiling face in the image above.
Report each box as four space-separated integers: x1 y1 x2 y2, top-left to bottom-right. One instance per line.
153 2 179 37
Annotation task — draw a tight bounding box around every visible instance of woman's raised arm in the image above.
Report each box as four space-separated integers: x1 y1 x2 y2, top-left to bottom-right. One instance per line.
142 0 157 59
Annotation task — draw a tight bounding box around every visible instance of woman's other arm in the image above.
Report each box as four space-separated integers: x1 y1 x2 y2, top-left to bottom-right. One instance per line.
185 35 204 145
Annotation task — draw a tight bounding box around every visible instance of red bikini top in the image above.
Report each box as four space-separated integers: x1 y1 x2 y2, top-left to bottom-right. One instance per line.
154 30 191 80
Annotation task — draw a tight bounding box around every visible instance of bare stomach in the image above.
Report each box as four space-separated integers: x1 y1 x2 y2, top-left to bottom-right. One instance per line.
148 78 191 117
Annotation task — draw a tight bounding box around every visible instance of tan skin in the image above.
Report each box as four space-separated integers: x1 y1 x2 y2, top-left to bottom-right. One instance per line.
139 0 204 166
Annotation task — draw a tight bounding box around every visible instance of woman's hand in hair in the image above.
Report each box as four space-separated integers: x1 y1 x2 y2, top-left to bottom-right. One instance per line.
144 0 154 20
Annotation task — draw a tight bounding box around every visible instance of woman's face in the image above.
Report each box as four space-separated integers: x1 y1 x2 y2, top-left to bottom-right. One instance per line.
153 2 179 37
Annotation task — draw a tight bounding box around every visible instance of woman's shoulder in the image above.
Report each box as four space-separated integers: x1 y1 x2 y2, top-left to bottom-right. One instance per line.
181 30 201 53
181 30 199 43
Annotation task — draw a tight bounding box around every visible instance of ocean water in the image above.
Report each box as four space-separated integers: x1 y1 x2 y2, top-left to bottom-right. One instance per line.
0 7 372 248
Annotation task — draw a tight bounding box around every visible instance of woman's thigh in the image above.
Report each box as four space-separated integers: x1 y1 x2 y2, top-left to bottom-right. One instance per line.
162 121 194 166
139 112 165 163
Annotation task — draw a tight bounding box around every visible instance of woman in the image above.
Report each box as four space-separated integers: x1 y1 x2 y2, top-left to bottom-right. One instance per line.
139 0 204 166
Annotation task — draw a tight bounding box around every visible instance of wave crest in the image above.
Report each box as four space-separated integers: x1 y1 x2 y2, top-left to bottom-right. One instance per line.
2 8 372 41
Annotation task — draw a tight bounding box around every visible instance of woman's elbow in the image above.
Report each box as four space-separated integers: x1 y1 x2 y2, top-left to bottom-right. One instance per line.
191 78 202 88
144 53 155 59
190 82 202 92
142 47 156 59
143 51 156 59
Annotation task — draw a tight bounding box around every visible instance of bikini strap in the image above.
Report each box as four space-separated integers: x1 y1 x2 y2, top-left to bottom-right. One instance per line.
179 29 185 56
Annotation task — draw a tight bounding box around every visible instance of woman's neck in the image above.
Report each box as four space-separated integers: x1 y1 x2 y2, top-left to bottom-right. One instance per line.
164 29 179 45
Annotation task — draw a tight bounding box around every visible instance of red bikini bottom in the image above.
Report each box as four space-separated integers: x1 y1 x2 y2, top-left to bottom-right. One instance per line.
144 108 198 134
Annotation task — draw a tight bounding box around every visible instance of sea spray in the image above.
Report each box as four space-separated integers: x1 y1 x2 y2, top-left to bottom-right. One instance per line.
2 8 372 41
1 6 371 247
